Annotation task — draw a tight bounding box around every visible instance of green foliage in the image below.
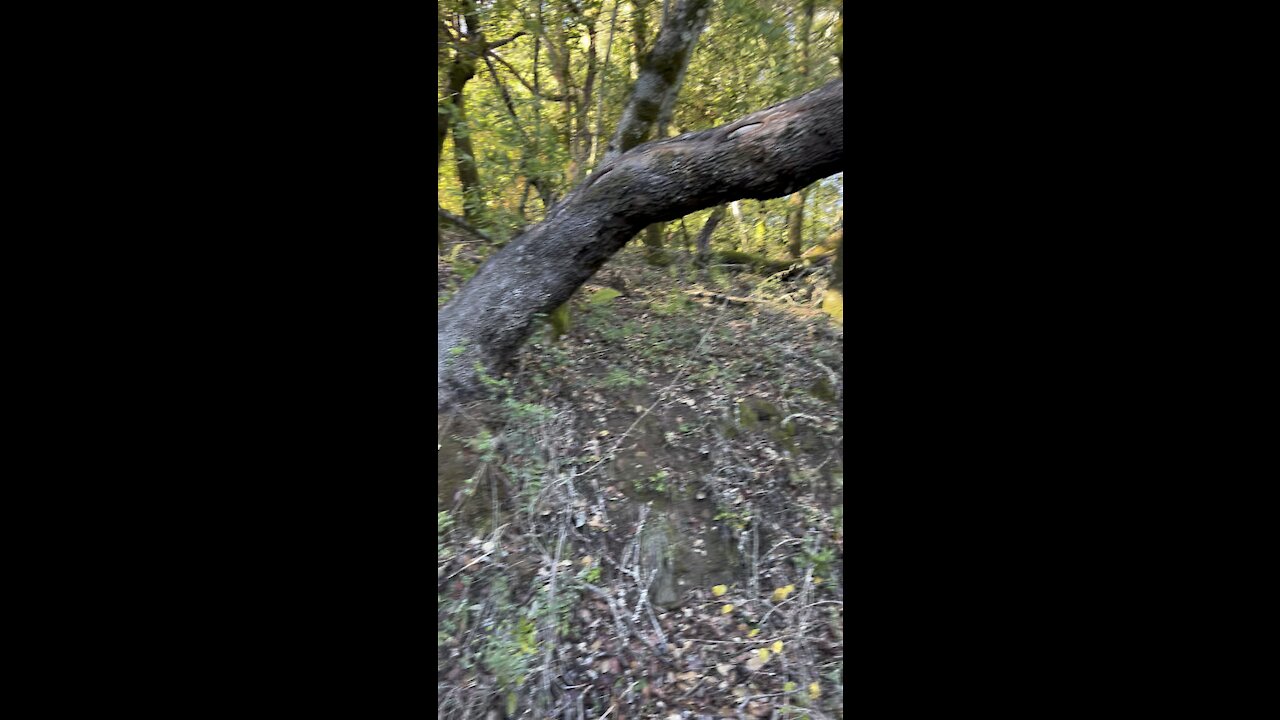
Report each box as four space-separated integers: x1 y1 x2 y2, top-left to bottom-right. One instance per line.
455 259 479 281
794 534 837 576
651 290 691 317
635 469 670 493
715 507 752 531
588 287 622 305
464 428 498 462
548 302 571 340
602 367 645 390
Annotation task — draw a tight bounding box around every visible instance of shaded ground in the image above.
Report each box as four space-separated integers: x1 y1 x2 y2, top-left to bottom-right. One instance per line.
439 238 843 719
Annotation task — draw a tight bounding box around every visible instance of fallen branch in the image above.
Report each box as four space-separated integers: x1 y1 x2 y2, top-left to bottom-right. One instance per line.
437 206 492 243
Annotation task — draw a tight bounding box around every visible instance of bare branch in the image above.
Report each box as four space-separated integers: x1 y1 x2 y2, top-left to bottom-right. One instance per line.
486 31 526 49
486 49 570 101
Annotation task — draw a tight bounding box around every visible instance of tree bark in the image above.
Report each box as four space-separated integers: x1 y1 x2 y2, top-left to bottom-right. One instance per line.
439 79 843 410
694 205 725 267
786 189 806 258
569 21 599 184
603 0 711 162
452 90 484 226
438 52 478 167
609 0 710 262
784 0 816 258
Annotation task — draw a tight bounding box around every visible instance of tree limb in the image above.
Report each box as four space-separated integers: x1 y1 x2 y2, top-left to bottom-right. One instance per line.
438 206 493 243
486 31 526 49
486 49 570 101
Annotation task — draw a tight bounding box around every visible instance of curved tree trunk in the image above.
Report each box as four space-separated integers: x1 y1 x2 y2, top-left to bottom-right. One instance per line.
439 78 844 410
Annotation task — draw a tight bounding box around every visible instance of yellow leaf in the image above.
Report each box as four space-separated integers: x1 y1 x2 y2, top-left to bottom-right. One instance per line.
770 584 796 603
721 604 734 614
747 628 760 638
808 682 821 699
711 584 728 597
757 648 770 662
783 681 797 692
771 640 784 653
814 576 823 585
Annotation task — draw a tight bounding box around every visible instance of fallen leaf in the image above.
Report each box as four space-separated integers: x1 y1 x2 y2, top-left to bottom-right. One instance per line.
711 584 728 597
721 604 734 614
771 640 784 653
756 648 770 662
770 584 796 603
809 682 821 699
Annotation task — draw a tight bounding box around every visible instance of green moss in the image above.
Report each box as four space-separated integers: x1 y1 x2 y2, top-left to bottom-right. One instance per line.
548 303 571 340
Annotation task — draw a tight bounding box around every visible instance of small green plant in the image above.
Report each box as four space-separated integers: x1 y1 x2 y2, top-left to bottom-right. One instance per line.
588 287 621 306
603 368 645 390
715 507 752 531
600 319 641 342
449 345 466 356
464 428 497 462
651 290 690 316
795 535 837 576
636 469 670 493
455 259 478 281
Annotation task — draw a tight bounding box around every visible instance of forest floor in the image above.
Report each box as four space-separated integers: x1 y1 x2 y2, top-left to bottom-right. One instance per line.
438 233 844 720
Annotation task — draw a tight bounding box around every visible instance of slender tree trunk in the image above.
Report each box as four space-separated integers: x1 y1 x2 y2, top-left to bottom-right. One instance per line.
603 0 711 162
630 0 648 83
439 79 843 410
569 22 599 184
439 55 478 166
452 90 484 226
437 2 525 223
605 0 710 263
785 0 816 258
786 190 808 258
695 204 725 268
589 0 623 169
729 201 749 250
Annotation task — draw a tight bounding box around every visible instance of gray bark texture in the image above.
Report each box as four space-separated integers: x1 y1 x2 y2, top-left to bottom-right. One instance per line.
438 78 843 411
695 204 725 267
603 0 711 162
